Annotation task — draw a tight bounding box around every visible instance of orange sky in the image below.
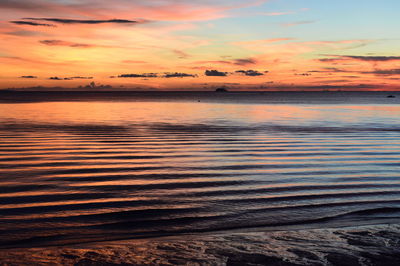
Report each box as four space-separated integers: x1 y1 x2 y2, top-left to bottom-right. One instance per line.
1 0 399 91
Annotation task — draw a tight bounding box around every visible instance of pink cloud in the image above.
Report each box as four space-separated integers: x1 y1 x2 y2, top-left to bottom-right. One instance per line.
4 0 269 22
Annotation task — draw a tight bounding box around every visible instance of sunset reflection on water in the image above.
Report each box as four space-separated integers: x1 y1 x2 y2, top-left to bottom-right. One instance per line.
0 93 400 247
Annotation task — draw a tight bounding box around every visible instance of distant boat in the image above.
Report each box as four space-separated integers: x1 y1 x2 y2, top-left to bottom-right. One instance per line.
387 95 396 98
215 88 228 92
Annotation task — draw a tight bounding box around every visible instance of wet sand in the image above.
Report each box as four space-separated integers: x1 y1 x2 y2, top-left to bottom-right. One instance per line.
0 223 399 265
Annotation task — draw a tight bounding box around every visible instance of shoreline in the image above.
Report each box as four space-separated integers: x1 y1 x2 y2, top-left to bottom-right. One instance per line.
1 223 399 265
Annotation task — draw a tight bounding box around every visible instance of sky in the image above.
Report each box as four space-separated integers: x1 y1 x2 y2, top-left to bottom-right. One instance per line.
0 0 400 91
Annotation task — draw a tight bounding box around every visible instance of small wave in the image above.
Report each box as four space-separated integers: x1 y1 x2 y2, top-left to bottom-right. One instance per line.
2 121 400 136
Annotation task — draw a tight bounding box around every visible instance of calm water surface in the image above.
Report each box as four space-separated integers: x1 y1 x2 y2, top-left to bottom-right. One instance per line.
0 92 399 247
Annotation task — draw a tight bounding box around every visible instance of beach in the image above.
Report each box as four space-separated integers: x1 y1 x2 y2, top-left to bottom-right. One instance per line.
0 223 399 265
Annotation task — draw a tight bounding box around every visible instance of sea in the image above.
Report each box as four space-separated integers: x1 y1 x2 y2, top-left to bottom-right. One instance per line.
0 91 399 248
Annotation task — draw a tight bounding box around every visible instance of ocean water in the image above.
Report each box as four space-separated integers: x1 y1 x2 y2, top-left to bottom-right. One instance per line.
0 91 399 248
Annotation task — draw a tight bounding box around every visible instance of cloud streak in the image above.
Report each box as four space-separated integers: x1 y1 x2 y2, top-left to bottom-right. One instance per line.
0 0 54 11
70 76 94 80
117 73 158 78
49 76 93 80
24 18 141 25
343 55 400 62
10 20 55 27
196 57 257 66
319 55 400 63
39 40 95 48
173 49 191 59
363 69 400 75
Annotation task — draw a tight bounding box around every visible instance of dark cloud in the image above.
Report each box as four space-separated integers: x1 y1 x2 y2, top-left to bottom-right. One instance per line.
235 70 264 76
205 70 228 76
40 40 94 48
49 76 94 80
362 69 400 75
25 18 139 25
20 75 37 79
118 73 158 78
319 55 400 63
70 76 93 79
164 72 197 78
318 58 338 63
10 20 55 27
343 55 400 62
116 72 197 78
